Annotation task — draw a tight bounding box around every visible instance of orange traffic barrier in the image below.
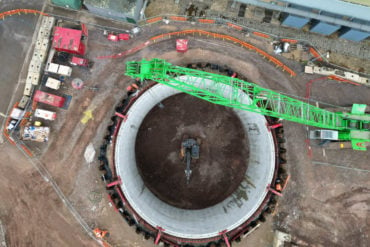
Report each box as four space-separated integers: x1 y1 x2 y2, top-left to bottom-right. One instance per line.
32 100 38 111
280 38 298 44
0 9 48 20
101 29 296 77
253 31 270 39
309 47 323 61
20 144 33 157
275 183 282 192
146 16 163 24
328 75 360 86
2 102 18 145
149 30 296 76
198 19 215 24
169 16 187 21
20 112 31 126
227 22 243 31
3 130 16 145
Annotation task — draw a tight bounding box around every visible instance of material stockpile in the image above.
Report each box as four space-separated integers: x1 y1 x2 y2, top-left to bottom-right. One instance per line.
21 126 50 142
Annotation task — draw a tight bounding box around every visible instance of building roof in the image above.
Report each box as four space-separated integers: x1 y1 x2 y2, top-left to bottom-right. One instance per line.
283 0 370 21
52 27 82 52
238 0 370 32
283 0 370 22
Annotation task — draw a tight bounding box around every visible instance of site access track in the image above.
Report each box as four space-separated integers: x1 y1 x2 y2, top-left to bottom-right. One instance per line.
125 58 370 150
97 29 296 77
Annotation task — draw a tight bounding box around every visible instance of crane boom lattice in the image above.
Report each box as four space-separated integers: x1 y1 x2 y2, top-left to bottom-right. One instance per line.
125 58 370 150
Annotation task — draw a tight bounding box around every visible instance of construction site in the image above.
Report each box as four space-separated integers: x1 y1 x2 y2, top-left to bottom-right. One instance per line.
0 0 369 246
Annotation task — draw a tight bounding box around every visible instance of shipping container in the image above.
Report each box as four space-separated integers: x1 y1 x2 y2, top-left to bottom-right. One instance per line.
46 77 62 90
33 90 66 108
46 63 72 77
18 96 30 109
35 109 57 120
52 27 85 55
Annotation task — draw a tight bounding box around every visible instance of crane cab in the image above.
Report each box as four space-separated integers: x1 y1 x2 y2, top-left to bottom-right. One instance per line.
309 130 339 140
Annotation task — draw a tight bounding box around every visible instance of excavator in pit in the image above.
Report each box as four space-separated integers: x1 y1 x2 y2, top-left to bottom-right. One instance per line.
180 136 200 184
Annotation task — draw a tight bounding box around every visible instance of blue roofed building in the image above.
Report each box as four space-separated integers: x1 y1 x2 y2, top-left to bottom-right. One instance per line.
236 0 370 41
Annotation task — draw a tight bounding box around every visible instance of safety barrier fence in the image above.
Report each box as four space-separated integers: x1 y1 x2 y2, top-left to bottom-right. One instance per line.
138 14 370 79
309 47 323 62
97 29 296 77
0 9 48 20
3 102 35 157
4 9 367 79
99 69 289 245
3 102 19 145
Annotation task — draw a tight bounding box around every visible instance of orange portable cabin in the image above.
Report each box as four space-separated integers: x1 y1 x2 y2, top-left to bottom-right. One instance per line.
176 39 188 52
52 27 85 55
33 90 65 108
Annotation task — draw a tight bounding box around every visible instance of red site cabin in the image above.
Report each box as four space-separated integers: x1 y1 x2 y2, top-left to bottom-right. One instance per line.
33 90 65 108
52 27 85 55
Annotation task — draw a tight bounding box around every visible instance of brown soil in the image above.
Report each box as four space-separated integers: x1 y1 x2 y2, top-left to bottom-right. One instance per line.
0 144 96 247
2 2 370 246
136 93 249 209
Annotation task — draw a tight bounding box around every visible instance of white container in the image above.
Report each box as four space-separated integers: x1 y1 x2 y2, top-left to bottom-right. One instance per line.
58 64 72 76
23 82 33 96
10 108 24 120
45 77 61 90
47 63 59 73
46 63 72 77
35 109 56 120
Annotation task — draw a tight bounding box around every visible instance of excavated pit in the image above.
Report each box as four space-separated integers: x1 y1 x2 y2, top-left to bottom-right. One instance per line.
114 77 277 239
135 93 249 209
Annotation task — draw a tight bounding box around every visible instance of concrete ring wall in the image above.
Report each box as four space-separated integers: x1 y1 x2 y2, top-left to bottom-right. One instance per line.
115 77 276 239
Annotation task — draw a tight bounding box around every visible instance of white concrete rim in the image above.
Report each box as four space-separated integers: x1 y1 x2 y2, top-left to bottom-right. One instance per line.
115 77 276 239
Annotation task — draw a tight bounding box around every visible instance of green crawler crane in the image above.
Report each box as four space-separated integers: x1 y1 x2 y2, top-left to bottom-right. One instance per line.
125 58 370 151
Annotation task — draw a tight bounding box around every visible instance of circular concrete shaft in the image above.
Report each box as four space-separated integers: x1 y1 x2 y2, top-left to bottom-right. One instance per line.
135 93 249 210
115 77 276 239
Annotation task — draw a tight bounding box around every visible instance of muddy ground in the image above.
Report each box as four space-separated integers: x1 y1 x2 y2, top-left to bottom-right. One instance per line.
136 93 248 209
0 1 369 247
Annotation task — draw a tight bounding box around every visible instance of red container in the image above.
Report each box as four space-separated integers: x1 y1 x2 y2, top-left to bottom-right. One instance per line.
118 33 130 40
176 39 188 52
52 27 85 55
33 90 65 108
